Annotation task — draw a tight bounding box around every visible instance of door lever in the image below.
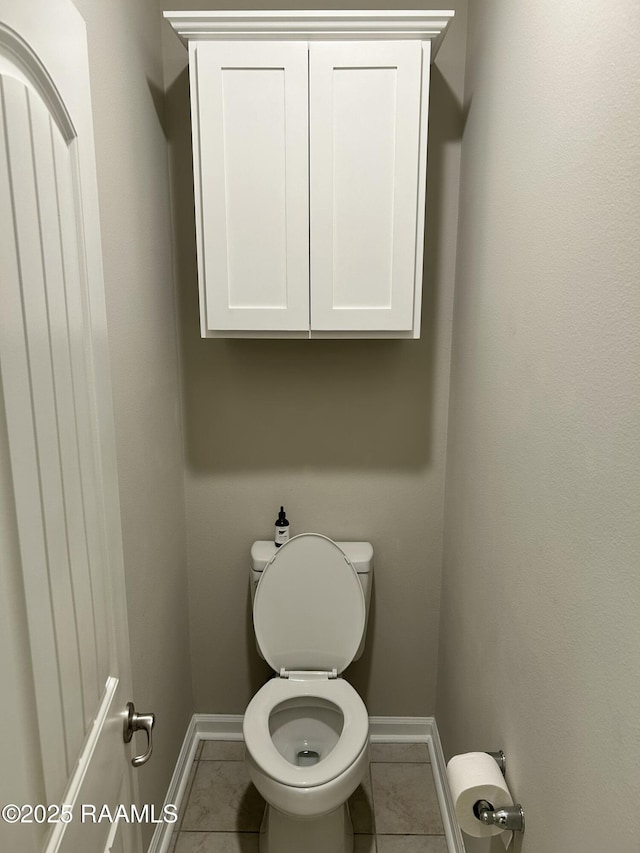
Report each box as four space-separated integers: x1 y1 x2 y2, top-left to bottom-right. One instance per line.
123 702 155 767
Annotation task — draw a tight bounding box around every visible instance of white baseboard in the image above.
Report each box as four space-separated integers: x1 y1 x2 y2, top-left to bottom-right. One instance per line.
194 713 244 739
148 714 465 853
427 719 467 853
369 715 432 741
147 715 199 853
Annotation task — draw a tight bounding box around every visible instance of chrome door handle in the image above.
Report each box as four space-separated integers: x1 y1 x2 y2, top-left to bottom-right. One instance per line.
123 702 155 767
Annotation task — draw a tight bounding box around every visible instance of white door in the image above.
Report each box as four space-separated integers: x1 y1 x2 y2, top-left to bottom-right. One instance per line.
190 41 309 333
0 2 143 852
309 41 424 332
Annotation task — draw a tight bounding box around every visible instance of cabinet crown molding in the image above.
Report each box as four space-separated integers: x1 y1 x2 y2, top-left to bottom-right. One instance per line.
164 10 454 58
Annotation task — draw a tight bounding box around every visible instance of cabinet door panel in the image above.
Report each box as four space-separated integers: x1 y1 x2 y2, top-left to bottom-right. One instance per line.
309 41 423 331
191 42 309 332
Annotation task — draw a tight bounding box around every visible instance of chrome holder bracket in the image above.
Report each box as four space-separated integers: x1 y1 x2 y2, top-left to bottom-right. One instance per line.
486 750 506 775
474 800 525 833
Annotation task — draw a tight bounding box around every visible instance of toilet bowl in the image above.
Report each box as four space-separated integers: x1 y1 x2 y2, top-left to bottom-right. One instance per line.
243 534 372 853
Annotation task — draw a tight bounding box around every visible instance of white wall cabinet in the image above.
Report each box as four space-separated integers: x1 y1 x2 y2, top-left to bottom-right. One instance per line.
166 11 454 338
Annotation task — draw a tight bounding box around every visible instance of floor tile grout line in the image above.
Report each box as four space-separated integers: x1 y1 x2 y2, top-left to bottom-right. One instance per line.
375 832 450 837
180 829 260 835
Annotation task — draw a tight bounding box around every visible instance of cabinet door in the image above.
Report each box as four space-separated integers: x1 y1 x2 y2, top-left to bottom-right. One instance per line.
190 42 309 332
309 41 424 332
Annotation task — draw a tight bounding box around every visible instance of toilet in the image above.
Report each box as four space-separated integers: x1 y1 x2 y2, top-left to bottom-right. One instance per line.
243 533 373 853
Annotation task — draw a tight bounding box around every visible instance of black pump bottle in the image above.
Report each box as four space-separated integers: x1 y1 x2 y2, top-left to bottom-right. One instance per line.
274 506 290 547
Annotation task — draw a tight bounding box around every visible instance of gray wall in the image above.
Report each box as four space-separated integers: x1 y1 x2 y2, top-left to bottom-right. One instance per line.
162 0 467 716
437 2 640 851
70 0 193 842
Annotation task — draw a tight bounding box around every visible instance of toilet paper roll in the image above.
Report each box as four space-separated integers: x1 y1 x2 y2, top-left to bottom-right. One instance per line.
446 752 513 839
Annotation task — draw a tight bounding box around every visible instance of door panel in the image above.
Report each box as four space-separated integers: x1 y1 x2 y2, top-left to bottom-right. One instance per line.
0 73 108 796
310 41 423 331
0 3 140 852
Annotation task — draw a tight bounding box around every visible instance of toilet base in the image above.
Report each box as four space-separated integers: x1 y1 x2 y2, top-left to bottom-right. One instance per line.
259 802 354 853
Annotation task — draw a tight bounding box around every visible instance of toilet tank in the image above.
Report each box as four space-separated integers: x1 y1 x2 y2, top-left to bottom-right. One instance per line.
250 539 373 662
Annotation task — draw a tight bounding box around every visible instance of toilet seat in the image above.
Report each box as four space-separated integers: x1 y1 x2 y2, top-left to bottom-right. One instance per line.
254 533 366 674
243 676 369 789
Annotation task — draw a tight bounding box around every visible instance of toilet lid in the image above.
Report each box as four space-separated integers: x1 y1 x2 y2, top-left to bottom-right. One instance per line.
253 533 366 674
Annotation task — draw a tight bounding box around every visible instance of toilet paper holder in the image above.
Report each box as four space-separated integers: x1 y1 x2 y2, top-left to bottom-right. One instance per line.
473 751 525 833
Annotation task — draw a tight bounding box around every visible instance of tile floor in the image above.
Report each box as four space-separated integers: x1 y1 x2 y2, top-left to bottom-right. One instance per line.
169 740 449 853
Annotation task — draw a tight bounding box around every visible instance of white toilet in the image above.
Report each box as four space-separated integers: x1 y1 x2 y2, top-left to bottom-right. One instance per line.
243 533 373 853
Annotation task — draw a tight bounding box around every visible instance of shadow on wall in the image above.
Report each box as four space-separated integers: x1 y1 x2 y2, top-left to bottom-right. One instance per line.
164 61 461 475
